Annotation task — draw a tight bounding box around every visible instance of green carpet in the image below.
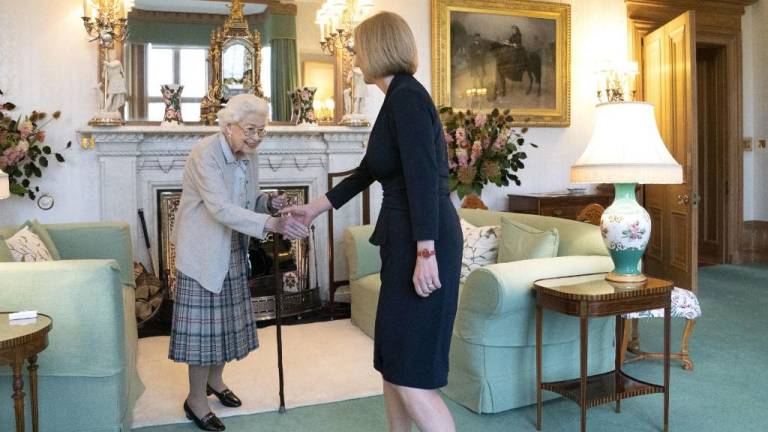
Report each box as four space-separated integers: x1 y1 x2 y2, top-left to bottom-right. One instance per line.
134 264 768 431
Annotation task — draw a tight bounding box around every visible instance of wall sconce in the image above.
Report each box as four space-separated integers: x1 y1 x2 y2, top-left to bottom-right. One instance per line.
595 61 638 103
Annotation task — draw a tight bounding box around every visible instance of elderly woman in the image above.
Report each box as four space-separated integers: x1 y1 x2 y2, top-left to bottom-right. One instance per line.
170 94 307 431
282 12 462 432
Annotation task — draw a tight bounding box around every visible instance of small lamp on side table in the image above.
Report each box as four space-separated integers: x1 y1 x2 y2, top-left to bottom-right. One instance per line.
0 169 10 200
571 102 682 283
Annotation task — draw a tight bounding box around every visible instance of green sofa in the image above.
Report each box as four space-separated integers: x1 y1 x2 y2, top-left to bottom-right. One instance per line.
344 208 616 413
0 222 144 431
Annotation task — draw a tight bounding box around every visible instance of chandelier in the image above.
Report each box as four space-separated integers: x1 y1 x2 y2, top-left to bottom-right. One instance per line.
316 0 374 56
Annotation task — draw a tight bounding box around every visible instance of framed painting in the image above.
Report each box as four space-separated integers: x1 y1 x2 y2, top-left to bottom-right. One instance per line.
432 0 571 126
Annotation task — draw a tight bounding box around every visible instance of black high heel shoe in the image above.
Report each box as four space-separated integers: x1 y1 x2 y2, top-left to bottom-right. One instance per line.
183 400 225 431
207 384 242 408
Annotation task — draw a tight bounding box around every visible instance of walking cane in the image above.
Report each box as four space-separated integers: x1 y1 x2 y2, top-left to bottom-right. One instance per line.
272 232 287 413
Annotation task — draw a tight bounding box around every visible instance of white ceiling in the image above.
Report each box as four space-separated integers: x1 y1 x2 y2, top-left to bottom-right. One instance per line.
134 0 268 15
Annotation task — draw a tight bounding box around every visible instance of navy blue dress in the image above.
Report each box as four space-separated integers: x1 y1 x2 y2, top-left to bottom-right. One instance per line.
326 73 462 389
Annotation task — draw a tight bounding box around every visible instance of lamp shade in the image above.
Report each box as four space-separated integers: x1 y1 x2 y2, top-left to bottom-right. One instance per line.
0 169 9 200
571 101 683 184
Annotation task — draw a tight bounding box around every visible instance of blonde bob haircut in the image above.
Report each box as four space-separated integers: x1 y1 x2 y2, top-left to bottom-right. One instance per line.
353 12 418 80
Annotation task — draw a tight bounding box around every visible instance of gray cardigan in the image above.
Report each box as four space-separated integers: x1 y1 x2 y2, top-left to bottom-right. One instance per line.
172 133 271 293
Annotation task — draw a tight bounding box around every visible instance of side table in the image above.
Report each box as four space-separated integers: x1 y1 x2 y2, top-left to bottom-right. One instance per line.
0 313 53 432
534 274 672 432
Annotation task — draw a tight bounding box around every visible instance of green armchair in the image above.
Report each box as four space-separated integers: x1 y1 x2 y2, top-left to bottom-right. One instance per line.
0 222 144 431
343 208 616 413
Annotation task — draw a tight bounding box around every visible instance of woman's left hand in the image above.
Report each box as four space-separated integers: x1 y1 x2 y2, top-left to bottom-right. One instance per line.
413 243 441 298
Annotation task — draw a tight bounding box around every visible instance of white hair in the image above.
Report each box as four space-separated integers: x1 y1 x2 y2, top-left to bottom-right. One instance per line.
217 94 269 132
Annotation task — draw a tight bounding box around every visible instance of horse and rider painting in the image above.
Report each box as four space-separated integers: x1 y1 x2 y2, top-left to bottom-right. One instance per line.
450 11 556 111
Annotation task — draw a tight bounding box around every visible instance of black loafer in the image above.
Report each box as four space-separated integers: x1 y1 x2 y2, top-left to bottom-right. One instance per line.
183 401 225 431
207 384 242 408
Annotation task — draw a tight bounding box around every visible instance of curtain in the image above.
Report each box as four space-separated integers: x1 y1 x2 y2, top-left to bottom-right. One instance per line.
270 38 298 122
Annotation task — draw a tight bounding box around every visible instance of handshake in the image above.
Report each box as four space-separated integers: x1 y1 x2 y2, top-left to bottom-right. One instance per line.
264 193 320 241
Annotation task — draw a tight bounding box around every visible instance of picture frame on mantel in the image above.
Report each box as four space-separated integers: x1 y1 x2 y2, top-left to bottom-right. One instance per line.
431 0 571 127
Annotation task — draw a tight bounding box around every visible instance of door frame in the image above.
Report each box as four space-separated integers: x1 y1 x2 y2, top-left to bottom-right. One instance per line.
627 1 748 264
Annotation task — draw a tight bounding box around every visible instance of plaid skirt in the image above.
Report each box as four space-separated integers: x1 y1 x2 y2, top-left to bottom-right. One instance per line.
168 233 259 365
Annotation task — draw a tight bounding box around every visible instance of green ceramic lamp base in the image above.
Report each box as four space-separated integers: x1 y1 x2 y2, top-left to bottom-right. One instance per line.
600 183 652 283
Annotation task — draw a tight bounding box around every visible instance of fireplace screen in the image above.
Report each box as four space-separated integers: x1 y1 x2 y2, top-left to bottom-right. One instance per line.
157 186 320 321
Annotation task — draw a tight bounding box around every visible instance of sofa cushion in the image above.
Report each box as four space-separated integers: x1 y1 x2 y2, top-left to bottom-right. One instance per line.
4 226 56 262
0 219 61 262
343 225 380 281
498 217 559 263
458 209 608 257
460 218 500 283
0 240 13 262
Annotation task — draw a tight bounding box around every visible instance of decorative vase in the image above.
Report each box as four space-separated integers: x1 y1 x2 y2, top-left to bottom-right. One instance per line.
600 183 651 283
289 86 317 125
161 84 184 126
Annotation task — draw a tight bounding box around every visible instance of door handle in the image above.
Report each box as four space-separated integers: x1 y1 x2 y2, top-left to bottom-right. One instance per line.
692 192 700 206
677 194 690 205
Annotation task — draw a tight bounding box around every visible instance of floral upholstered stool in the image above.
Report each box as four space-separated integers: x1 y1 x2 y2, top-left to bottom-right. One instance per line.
620 287 702 371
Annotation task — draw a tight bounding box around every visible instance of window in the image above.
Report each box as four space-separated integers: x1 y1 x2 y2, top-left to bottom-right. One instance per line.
146 44 208 122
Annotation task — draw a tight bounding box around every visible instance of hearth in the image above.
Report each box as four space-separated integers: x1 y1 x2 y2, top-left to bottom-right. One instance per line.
157 186 320 322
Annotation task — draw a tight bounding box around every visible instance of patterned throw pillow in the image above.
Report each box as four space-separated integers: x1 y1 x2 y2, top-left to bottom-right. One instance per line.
4 226 55 262
460 218 500 283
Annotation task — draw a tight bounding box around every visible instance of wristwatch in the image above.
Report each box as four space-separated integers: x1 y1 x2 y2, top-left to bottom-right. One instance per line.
417 249 436 259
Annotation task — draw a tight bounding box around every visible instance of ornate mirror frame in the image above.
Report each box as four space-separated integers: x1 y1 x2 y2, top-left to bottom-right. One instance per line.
200 0 264 125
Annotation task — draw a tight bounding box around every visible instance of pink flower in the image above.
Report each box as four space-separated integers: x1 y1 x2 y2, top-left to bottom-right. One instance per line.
470 141 482 165
474 114 487 128
457 148 469 167
493 135 506 150
306 110 316 121
19 121 34 139
17 139 29 153
443 131 454 145
455 127 466 143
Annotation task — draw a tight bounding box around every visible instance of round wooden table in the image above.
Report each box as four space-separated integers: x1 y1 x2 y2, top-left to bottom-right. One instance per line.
0 313 52 432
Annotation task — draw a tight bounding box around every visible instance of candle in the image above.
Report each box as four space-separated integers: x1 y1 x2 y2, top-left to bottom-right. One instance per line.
83 0 91 17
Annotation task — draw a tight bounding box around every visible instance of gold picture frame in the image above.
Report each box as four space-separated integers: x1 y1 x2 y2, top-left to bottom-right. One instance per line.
431 0 570 126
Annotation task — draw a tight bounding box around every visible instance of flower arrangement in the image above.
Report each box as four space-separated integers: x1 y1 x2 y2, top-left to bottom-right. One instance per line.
0 89 69 200
439 107 537 199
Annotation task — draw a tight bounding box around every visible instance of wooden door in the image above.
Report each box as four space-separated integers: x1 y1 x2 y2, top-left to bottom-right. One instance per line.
641 11 699 292
696 46 728 265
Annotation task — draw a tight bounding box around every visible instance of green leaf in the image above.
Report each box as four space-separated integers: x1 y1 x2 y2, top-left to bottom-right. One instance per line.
32 165 42 177
2 102 16 110
21 179 29 187
66 141 72 149
52 111 61 119
39 156 48 167
55 153 65 163
43 146 51 154
10 183 27 195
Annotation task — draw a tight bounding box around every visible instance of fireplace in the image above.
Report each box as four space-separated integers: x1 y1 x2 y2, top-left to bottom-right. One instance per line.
81 124 375 306
157 186 321 321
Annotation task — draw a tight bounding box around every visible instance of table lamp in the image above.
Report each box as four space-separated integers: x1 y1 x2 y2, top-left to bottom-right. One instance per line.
571 101 682 283
0 169 9 200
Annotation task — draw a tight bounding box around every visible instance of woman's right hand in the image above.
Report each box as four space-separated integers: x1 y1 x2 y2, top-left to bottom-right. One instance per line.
266 215 309 240
279 195 332 226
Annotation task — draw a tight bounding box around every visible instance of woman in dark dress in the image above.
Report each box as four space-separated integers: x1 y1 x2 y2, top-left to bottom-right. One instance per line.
281 11 462 432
